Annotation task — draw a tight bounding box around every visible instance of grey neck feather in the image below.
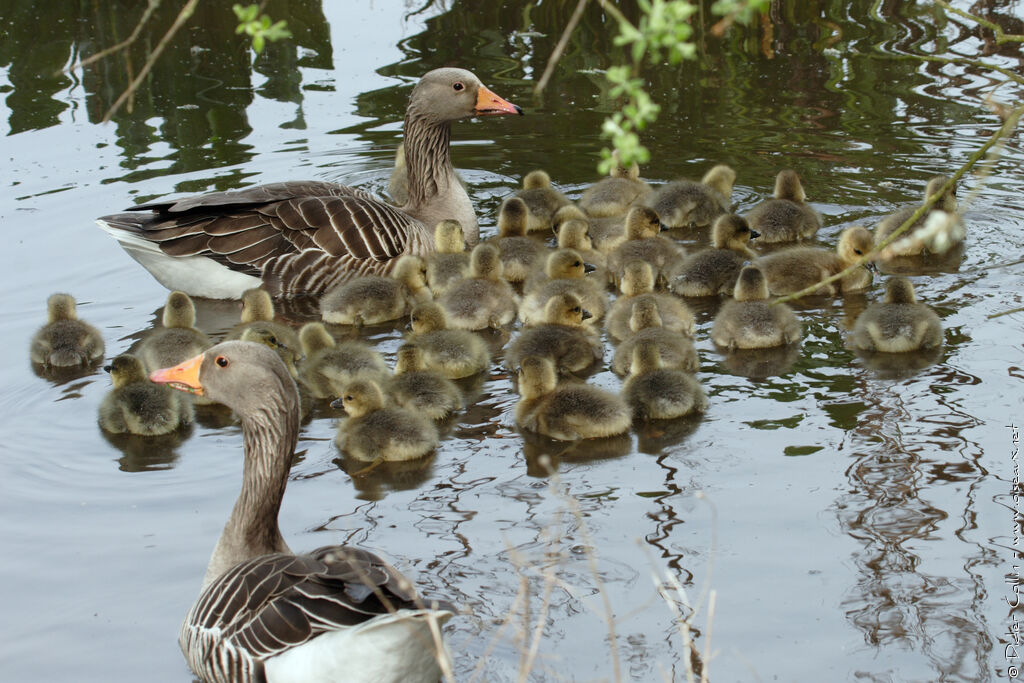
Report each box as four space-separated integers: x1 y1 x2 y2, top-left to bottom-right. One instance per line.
402 107 479 245
201 382 298 591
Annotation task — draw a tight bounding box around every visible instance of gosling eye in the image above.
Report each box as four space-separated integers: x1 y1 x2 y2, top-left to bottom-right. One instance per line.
854 249 864 255
739 226 749 233
572 306 581 313
573 261 582 267
216 356 229 368
453 82 464 92
344 395 353 402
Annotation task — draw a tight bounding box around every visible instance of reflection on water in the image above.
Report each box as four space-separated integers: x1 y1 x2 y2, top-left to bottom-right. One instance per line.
2 1 1024 681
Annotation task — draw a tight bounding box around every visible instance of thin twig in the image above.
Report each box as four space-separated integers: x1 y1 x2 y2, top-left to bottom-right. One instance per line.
534 0 589 97
700 590 716 683
933 0 1024 44
988 306 1024 320
102 0 200 122
772 101 1024 305
60 0 162 76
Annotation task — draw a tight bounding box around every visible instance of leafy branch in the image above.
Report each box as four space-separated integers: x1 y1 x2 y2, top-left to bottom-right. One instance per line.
233 4 293 54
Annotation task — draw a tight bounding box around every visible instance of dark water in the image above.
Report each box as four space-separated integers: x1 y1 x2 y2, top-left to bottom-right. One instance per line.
2 1 1024 681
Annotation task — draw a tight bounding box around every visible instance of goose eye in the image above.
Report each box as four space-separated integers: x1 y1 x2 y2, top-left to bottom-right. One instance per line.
854 249 864 255
216 356 228 368
453 82 464 92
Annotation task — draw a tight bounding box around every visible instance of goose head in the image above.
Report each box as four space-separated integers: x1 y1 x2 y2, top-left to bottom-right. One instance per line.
409 68 522 124
712 214 758 249
239 326 301 377
733 265 770 302
392 255 428 290
883 276 918 304
433 220 466 254
498 197 529 237
624 206 662 239
409 301 448 333
523 170 551 190
331 379 386 417
150 340 297 419
46 292 78 323
517 355 557 399
543 292 591 326
552 204 588 232
162 291 197 329
773 169 806 202
469 243 503 280
299 322 336 356
240 288 275 323
620 260 655 296
105 354 148 388
609 150 640 180
545 248 590 279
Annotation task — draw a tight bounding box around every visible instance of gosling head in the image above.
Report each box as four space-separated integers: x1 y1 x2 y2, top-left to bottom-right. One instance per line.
469 243 503 280
545 248 590 280
925 175 957 212
498 197 529 237
702 164 737 199
299 322 336 356
837 226 876 267
517 355 557 400
557 219 593 252
609 149 640 181
104 354 148 388
46 292 78 323
240 288 275 323
392 255 428 289
553 204 588 231
620 260 655 296
433 220 465 254
409 301 448 333
162 291 197 329
629 338 664 375
543 292 591 326
773 169 806 202
629 297 663 333
712 214 758 249
733 265 770 302
332 379 385 417
523 170 552 190
882 276 918 305
624 206 662 239
394 343 428 374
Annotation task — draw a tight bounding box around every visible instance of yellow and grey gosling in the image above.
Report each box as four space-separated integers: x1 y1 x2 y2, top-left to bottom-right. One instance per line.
387 142 409 206
554 204 626 254
136 291 213 373
98 354 193 435
851 276 942 352
557 218 607 271
506 293 603 375
515 355 631 441
320 255 431 326
239 326 302 379
744 170 822 243
756 225 875 296
30 292 105 368
711 265 802 350
579 153 653 218
439 243 519 330
515 170 572 233
611 298 699 376
646 164 736 229
296 322 388 399
519 249 607 327
488 196 545 283
388 342 463 420
407 301 491 379
605 261 695 341
607 206 685 288
670 214 758 297
425 219 470 295
621 340 707 420
331 378 439 462
875 175 958 256
226 287 301 352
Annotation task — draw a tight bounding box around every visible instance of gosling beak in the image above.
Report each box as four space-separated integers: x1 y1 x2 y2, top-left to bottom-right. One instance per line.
865 261 879 273
581 309 593 321
329 397 343 410
660 222 671 232
584 262 597 274
749 230 761 239
103 364 112 374
475 84 523 116
150 353 205 396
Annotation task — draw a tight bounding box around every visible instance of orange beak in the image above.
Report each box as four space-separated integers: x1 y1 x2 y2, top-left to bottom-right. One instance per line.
150 353 205 396
475 84 523 116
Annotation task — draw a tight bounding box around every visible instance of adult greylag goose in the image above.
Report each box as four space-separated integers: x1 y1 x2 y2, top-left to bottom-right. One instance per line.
30 292 105 368
97 68 522 300
150 341 453 682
